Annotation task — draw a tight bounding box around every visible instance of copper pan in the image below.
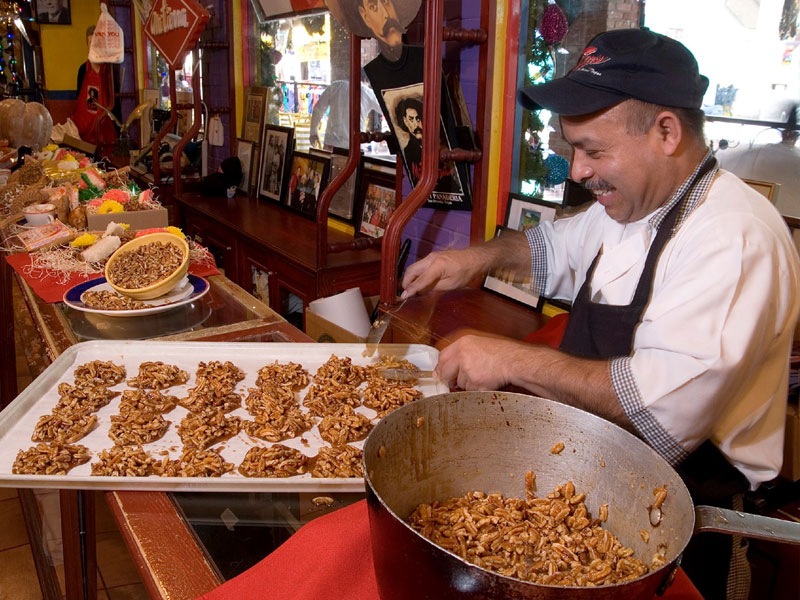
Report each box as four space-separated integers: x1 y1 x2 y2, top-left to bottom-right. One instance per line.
363 392 800 599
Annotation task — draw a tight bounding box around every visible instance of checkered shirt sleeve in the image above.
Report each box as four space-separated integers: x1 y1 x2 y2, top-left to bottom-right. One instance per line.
524 225 548 296
610 357 690 465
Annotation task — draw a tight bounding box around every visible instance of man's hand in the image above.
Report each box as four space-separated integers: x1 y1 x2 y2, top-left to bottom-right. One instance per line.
435 334 519 390
309 133 320 148
401 247 490 299
401 233 533 300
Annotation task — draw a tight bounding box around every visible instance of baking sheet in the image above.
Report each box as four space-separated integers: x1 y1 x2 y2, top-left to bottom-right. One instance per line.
0 341 448 492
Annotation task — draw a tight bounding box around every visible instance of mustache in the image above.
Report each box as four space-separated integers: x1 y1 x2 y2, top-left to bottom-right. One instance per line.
581 179 614 192
412 127 422 135
383 19 402 38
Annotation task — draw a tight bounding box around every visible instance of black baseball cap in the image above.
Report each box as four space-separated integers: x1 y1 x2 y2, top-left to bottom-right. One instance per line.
519 29 709 115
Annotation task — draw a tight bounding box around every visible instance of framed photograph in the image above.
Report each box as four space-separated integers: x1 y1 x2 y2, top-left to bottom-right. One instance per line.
236 139 254 194
35 0 71 24
258 125 294 204
357 168 398 238
285 151 331 220
483 226 543 311
504 193 558 232
242 86 268 143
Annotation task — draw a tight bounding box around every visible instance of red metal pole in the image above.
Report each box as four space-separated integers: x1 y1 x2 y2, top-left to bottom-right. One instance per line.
379 0 444 304
315 34 363 268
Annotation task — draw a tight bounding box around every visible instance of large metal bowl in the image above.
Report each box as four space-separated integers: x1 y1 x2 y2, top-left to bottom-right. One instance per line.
363 391 800 600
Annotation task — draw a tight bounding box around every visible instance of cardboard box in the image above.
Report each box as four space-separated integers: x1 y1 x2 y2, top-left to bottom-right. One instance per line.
86 207 168 232
781 401 800 482
305 294 379 343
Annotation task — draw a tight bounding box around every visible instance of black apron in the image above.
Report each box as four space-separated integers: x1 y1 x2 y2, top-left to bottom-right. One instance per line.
559 158 748 600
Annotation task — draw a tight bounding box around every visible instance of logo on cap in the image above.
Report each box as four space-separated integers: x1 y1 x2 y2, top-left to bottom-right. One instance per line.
572 47 610 76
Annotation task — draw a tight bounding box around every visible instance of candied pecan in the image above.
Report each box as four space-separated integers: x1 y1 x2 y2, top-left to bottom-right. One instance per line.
73 360 126 387
311 445 363 478
91 445 154 476
127 362 189 389
318 406 372 445
237 444 308 478
12 443 91 475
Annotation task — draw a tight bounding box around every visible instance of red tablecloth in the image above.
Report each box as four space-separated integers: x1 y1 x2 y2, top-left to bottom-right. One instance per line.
197 499 703 600
5 252 220 303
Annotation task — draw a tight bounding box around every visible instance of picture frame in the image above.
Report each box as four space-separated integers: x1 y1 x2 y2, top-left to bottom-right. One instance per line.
242 86 269 143
258 125 294 204
236 139 254 194
285 150 331 220
35 0 71 24
742 178 780 204
482 226 543 311
357 168 398 238
325 148 362 225
504 193 558 232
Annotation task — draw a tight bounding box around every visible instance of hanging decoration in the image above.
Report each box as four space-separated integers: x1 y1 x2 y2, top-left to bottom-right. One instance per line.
519 0 569 198
544 153 569 186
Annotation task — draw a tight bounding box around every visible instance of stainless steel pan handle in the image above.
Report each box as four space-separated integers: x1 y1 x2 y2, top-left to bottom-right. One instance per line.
695 505 800 545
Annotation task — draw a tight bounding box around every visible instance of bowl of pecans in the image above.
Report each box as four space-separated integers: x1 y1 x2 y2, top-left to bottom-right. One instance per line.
104 232 189 300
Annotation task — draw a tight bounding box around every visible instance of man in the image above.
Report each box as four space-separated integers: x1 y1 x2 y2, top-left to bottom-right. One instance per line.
394 96 423 183
327 0 420 61
718 106 800 217
37 0 69 24
309 74 383 149
401 29 800 600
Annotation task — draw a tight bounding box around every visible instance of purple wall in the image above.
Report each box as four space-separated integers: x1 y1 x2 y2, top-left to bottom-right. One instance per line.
401 0 480 265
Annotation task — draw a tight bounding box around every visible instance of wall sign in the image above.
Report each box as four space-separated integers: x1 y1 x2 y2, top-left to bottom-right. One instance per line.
144 0 209 68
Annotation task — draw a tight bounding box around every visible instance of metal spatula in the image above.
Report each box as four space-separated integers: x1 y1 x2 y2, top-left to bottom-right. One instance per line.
365 298 407 348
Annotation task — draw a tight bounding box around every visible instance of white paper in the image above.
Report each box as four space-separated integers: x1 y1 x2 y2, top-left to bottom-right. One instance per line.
307 288 372 338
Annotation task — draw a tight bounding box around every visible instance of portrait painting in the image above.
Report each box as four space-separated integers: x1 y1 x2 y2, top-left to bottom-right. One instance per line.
35 0 71 24
286 151 331 220
258 125 294 204
381 83 464 201
364 45 472 210
326 0 422 61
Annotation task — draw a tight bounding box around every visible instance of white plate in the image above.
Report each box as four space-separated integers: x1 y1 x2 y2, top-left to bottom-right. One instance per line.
0 341 447 492
63 275 210 317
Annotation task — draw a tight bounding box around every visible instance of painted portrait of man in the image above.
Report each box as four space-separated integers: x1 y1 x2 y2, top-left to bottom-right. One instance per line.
36 0 71 24
326 0 421 61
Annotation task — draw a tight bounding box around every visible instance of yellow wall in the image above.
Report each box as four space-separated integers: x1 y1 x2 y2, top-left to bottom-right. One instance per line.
40 0 100 92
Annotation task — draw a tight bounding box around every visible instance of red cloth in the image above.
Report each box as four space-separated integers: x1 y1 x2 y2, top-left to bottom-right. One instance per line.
523 311 569 348
71 62 117 146
5 252 220 303
197 499 704 600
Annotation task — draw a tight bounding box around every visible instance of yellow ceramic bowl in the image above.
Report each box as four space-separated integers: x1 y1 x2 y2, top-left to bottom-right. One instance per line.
104 232 190 300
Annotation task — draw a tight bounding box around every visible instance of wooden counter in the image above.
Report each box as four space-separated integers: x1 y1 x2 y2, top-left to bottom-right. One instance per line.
174 193 383 327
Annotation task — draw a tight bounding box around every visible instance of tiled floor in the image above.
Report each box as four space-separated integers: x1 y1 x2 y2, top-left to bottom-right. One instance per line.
1 287 149 599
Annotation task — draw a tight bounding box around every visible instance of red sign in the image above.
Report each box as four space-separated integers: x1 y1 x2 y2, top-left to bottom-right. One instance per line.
144 0 210 68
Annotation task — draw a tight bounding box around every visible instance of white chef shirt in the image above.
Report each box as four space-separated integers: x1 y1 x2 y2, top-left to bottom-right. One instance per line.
309 81 383 149
526 170 800 489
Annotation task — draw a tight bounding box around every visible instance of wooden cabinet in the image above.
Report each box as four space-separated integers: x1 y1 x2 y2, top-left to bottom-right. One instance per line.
175 193 383 328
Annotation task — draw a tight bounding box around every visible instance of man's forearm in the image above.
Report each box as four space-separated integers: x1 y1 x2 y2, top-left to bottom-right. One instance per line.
507 344 632 429
479 231 533 276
